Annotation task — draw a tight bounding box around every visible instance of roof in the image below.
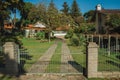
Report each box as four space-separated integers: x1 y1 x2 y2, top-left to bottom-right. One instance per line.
55 26 70 31
34 22 46 28
26 22 46 29
97 9 120 14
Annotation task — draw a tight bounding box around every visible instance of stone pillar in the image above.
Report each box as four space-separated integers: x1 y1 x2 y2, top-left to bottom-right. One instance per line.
3 42 18 75
86 42 98 78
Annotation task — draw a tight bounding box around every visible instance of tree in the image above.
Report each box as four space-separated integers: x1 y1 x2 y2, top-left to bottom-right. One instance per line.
70 0 81 18
47 0 59 29
36 3 47 23
20 2 35 26
70 0 83 26
105 13 120 34
0 0 25 33
84 10 95 22
61 2 69 15
7 0 24 26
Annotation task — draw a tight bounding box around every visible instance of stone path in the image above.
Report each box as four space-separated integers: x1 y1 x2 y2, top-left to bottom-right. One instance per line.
29 44 57 73
61 42 79 73
19 74 85 80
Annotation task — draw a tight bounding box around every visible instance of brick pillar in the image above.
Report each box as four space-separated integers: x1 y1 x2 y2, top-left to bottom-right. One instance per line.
86 42 98 78
3 42 18 75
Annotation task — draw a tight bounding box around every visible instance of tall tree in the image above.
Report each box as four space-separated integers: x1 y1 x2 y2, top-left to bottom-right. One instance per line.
47 0 58 29
70 0 81 18
70 0 84 26
61 2 69 15
20 2 35 26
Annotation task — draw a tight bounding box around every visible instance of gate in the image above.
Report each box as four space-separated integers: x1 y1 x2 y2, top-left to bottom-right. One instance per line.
18 40 86 75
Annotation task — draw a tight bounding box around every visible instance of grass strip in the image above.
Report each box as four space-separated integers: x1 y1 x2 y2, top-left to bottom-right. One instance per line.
46 41 62 73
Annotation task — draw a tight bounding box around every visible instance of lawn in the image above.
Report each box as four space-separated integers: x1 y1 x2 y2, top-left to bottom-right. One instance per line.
68 45 86 72
46 41 62 73
98 48 120 71
20 38 54 72
68 45 120 72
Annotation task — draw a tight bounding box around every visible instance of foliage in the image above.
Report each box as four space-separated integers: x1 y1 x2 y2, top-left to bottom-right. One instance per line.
36 32 45 40
105 13 120 34
61 2 69 15
65 28 74 39
70 34 86 46
80 23 95 34
84 10 95 22
70 0 84 26
46 0 59 30
0 0 24 27
70 0 81 18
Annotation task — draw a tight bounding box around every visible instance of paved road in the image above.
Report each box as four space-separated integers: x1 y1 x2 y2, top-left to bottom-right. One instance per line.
29 43 57 73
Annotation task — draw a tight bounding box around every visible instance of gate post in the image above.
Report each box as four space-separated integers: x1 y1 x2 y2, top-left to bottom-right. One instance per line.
86 42 98 78
3 42 19 75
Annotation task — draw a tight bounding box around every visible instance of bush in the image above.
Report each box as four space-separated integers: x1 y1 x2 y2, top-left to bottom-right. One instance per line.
65 29 74 39
70 34 86 46
36 32 45 40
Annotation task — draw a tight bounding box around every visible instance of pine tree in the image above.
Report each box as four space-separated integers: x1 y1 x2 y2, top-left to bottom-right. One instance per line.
61 2 69 15
70 0 81 18
47 0 58 13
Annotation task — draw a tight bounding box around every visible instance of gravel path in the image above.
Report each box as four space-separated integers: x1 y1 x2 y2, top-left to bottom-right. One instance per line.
29 43 57 73
61 42 79 73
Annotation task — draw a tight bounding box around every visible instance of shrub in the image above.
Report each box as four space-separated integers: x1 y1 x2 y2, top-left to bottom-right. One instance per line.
70 34 86 47
36 32 45 40
65 29 74 39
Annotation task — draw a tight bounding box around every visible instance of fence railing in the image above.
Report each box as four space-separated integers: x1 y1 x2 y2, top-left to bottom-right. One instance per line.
86 34 120 72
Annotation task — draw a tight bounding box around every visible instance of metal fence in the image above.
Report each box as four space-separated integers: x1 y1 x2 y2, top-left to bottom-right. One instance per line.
18 49 84 74
86 34 120 72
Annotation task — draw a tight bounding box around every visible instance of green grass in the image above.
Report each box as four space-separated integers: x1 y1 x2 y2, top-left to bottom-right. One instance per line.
20 38 54 72
69 46 86 70
98 48 120 71
46 41 62 73
69 45 120 72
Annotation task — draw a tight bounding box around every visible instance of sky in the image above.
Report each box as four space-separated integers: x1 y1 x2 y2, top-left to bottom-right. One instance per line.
14 0 120 18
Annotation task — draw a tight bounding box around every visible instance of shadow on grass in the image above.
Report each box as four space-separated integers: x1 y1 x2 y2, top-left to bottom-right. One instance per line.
106 60 120 68
19 48 32 74
68 61 86 75
116 55 120 60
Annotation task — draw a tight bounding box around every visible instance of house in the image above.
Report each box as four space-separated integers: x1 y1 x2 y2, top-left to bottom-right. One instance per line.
52 25 70 37
95 4 120 34
4 20 14 30
24 22 46 38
